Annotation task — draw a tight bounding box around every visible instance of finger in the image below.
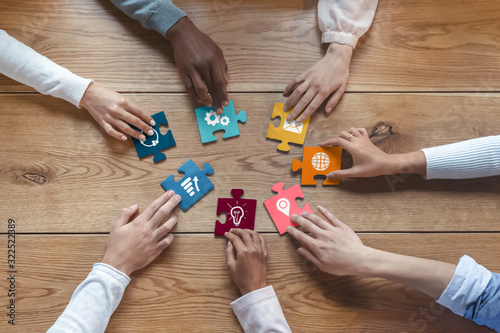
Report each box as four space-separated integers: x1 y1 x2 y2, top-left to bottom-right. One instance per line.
326 165 364 179
211 62 229 108
324 86 346 114
201 70 222 114
190 72 212 107
103 123 127 141
154 215 178 241
290 214 324 237
113 204 138 229
283 81 307 113
230 228 253 247
225 241 237 267
286 225 317 251
283 75 303 98
157 233 174 251
300 211 334 231
114 119 146 141
181 73 198 102
287 89 316 121
250 230 262 249
259 234 267 257
126 101 156 127
318 205 347 228
123 112 154 137
358 128 369 137
338 131 352 140
297 247 321 267
348 127 362 138
296 93 326 123
141 190 176 222
319 137 355 151
149 194 181 228
225 231 245 254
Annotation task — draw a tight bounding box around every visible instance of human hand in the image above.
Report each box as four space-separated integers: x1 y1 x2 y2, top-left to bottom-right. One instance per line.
80 82 155 141
320 127 427 178
101 191 180 276
225 229 268 295
283 43 353 123
286 206 372 276
166 17 228 115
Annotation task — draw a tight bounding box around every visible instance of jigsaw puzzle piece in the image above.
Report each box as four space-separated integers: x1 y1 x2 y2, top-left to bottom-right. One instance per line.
263 182 313 234
160 159 214 211
292 147 342 185
132 111 176 163
266 102 310 152
195 100 247 143
214 189 257 236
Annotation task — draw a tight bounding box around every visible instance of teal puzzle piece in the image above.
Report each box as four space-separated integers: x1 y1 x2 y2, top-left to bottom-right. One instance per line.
160 159 214 211
132 111 176 163
195 100 247 143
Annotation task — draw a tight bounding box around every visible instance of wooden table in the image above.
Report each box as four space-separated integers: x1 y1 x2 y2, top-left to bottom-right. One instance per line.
0 0 499 331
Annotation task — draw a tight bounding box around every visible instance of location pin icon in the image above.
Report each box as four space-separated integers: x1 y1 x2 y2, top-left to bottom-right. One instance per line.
276 198 290 216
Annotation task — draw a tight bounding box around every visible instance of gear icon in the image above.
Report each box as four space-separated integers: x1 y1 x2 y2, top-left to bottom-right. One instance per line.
220 116 230 126
205 110 220 126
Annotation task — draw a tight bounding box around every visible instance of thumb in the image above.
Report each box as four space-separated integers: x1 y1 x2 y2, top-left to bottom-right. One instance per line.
324 86 345 114
225 240 236 267
113 204 138 229
327 166 363 179
297 247 320 267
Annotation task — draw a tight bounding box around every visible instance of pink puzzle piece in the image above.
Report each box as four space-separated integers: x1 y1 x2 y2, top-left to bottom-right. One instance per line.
215 189 257 236
264 182 313 234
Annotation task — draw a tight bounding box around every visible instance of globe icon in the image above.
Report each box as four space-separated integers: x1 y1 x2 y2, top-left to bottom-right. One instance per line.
311 152 330 171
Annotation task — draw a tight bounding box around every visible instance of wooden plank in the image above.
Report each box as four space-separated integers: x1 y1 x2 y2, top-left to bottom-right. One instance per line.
0 233 495 332
1 0 500 92
1 93 499 233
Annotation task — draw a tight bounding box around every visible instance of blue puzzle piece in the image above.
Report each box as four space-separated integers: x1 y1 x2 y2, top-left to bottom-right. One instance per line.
195 100 247 143
132 111 176 163
160 159 214 211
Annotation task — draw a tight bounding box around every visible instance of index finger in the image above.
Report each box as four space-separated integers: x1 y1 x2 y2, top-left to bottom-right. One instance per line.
225 231 245 254
319 137 354 152
140 191 175 222
211 62 229 108
286 225 317 251
149 194 181 228
300 212 335 231
127 101 156 127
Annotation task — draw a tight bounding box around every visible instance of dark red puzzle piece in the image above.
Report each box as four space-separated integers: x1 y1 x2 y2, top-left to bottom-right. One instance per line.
214 189 257 236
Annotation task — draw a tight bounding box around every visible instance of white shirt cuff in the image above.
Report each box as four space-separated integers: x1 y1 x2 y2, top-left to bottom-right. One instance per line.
322 31 358 48
437 255 492 316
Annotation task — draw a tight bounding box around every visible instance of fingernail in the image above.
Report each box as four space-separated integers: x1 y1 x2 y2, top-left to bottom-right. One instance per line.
217 107 223 114
227 240 231 246
327 172 334 178
150 120 156 126
121 136 127 140
223 101 229 106
139 134 146 140
296 118 302 123
317 205 323 210
326 107 332 113
301 211 309 216
207 103 213 108
174 195 181 201
167 190 174 196
130 204 138 209
148 130 154 136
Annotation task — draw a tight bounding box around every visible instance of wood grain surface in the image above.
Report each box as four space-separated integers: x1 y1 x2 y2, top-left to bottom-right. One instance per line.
0 234 496 332
1 0 500 93
1 93 499 233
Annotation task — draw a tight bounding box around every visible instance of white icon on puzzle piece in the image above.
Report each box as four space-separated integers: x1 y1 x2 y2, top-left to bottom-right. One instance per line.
139 128 159 147
276 198 290 216
230 206 244 226
204 110 230 126
181 176 200 197
311 152 330 171
283 119 303 134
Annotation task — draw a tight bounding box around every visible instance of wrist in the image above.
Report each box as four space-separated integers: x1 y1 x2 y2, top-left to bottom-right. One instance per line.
326 43 353 61
101 254 132 276
79 81 95 109
239 281 266 296
389 151 427 176
356 247 389 277
165 16 194 41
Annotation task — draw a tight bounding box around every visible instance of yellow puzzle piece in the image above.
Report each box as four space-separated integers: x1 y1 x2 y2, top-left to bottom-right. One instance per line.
266 102 310 152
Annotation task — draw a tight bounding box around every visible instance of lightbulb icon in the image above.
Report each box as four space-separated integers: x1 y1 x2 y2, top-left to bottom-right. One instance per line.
230 206 245 226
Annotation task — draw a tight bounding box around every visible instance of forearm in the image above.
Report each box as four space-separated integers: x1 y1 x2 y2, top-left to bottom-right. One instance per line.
110 0 186 36
318 0 379 47
0 30 92 107
47 263 130 333
361 248 456 300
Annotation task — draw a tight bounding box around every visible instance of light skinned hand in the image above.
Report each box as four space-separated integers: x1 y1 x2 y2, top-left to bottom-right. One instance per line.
320 127 427 178
286 206 372 276
225 229 268 295
80 82 155 141
166 17 229 115
101 191 180 276
283 43 353 123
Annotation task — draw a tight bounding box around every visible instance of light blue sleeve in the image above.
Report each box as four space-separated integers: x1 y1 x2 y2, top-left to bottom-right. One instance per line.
437 255 500 332
110 0 187 36
47 263 130 333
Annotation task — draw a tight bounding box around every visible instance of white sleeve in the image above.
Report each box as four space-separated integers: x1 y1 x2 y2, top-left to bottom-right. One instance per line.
422 135 500 179
318 0 379 48
231 286 291 333
0 30 92 107
47 263 130 333
437 256 492 316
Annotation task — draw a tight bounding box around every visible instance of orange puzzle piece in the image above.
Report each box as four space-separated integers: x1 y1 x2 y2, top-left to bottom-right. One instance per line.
292 147 342 185
266 102 310 152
